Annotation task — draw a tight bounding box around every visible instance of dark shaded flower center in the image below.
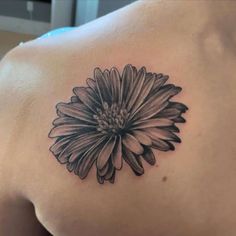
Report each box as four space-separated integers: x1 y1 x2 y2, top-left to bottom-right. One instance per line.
93 102 128 134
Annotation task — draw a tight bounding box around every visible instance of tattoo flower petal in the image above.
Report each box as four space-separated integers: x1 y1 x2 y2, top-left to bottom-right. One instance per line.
49 64 188 184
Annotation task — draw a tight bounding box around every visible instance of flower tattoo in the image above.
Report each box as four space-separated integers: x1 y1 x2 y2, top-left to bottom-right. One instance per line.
49 64 188 184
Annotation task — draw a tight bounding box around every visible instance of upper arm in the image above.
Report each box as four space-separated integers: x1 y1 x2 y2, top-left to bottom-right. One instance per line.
0 48 51 236
0 47 31 180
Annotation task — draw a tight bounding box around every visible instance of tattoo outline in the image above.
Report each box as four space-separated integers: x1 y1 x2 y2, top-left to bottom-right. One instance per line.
49 64 188 184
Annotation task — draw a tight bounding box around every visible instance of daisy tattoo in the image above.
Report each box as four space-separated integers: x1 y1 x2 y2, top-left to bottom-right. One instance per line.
49 64 188 184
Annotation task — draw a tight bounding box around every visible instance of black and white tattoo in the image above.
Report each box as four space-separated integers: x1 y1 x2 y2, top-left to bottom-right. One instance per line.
49 64 188 184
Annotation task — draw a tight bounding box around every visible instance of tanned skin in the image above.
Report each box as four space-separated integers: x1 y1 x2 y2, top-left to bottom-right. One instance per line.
0 1 236 235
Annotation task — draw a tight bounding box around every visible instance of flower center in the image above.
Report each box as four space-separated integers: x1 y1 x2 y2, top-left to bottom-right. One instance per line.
93 102 128 134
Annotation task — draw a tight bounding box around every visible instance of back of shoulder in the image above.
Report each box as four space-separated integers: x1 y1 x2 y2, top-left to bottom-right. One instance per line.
1 4 236 234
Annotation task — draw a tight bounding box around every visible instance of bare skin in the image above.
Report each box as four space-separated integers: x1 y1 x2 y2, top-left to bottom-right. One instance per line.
0 1 236 235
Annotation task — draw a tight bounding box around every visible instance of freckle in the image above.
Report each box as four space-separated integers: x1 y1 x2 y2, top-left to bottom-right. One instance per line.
197 131 202 137
162 176 168 182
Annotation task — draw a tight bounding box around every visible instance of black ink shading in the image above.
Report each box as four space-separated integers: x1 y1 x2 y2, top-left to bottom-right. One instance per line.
49 64 188 184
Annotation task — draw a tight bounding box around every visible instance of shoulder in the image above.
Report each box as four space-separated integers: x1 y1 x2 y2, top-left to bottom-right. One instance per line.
0 47 33 189
0 47 54 235
0 42 53 185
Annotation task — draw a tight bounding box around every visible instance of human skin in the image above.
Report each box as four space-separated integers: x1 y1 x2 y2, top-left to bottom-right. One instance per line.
0 1 236 235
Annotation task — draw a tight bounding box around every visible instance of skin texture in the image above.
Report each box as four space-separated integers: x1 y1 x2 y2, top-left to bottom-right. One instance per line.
0 1 236 235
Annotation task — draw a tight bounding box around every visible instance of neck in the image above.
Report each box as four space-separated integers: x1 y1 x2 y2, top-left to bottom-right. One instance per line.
129 0 236 50
132 1 236 33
